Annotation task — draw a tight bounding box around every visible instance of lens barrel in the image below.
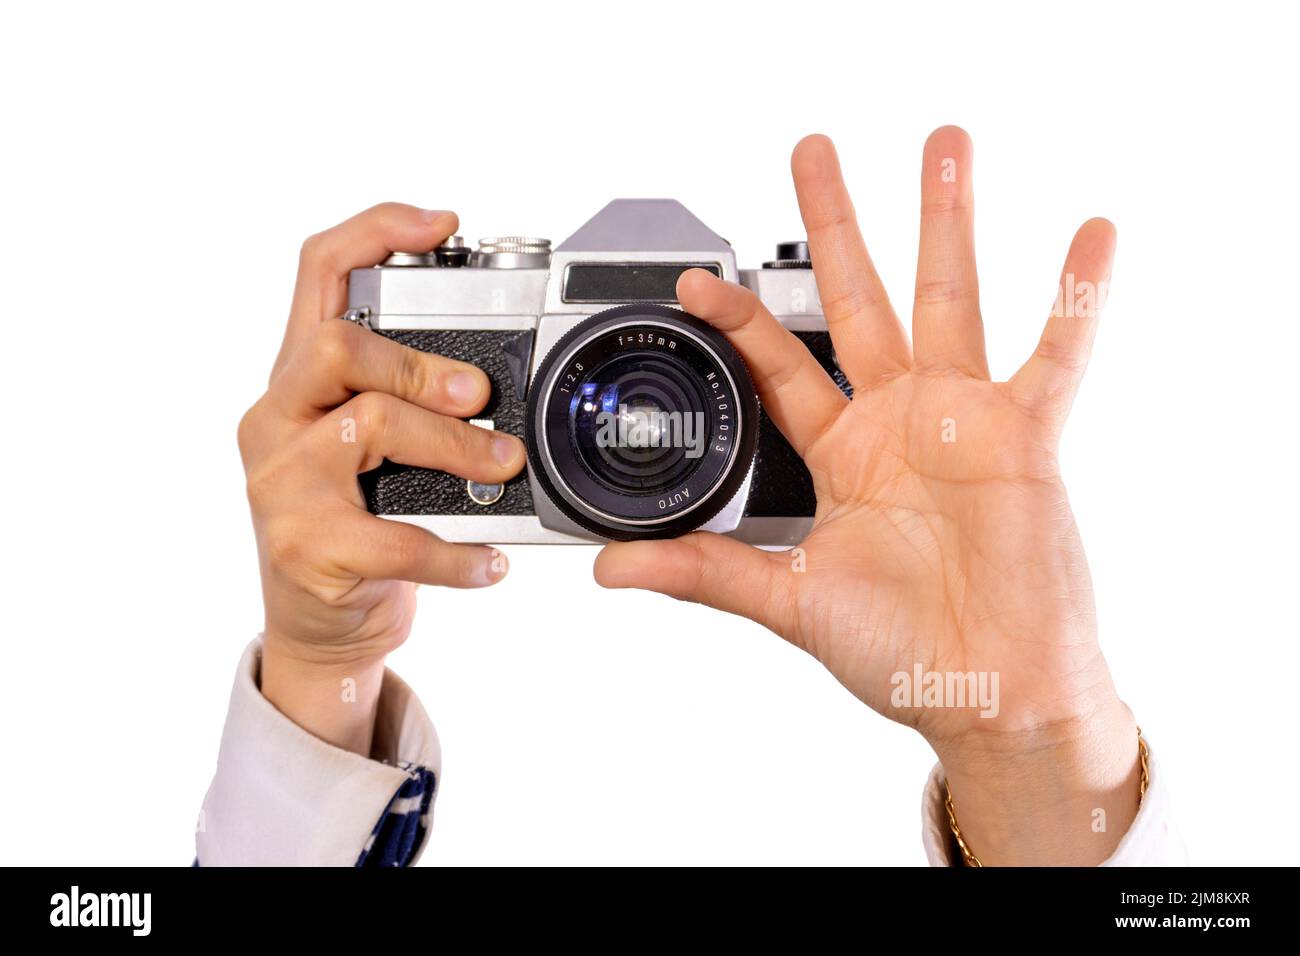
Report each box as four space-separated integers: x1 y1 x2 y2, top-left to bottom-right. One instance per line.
526 304 758 540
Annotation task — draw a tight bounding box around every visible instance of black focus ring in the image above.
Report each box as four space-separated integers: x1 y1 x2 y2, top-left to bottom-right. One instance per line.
525 304 759 541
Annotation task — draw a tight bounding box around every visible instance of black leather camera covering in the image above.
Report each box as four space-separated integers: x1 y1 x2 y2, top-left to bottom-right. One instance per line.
360 330 535 516
358 328 850 521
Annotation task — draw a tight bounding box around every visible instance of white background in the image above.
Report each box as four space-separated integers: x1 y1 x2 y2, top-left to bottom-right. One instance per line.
2 1 1296 865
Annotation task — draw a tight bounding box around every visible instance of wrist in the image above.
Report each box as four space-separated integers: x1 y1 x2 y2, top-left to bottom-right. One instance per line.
259 633 388 757
932 695 1141 866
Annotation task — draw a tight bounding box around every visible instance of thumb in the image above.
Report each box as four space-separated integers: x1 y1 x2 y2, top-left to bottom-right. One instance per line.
593 532 794 637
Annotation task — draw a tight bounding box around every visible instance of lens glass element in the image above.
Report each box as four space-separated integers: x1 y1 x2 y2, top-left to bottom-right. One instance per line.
568 350 709 495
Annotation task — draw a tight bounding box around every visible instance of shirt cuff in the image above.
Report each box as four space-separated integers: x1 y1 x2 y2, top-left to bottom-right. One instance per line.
196 638 441 866
920 735 1188 866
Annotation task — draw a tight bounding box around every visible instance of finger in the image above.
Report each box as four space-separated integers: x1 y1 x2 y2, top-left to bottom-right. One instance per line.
594 532 794 637
272 319 491 420
791 134 911 387
912 126 989 378
313 392 526 485
678 269 847 458
276 203 459 376
334 512 508 588
1008 218 1117 418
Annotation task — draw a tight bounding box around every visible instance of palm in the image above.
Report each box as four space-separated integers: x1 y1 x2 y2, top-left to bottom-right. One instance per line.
245 416 424 663
271 564 417 657
596 129 1118 746
791 373 1096 740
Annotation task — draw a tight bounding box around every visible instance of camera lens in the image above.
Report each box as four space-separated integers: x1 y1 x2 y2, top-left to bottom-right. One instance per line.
526 304 758 540
570 356 705 494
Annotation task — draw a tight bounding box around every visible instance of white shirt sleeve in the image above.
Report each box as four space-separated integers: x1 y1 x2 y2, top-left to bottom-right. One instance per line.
920 738 1189 866
200 638 1186 866
196 638 441 867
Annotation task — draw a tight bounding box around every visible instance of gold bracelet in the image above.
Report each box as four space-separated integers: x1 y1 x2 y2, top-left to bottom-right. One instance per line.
944 726 1150 868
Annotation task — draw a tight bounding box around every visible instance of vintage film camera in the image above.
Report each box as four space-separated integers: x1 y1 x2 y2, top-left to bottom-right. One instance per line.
347 199 846 544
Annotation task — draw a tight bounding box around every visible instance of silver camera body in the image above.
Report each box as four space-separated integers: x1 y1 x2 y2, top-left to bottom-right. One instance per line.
347 199 830 546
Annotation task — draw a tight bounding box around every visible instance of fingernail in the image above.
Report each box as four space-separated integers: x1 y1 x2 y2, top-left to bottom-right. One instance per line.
447 371 482 406
464 548 507 587
421 208 453 222
677 268 714 294
486 548 508 582
492 435 520 467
